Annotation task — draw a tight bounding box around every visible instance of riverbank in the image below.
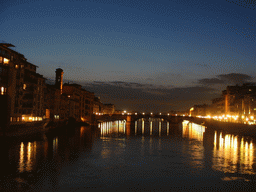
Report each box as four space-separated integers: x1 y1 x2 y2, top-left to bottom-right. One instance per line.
204 119 256 136
0 120 91 140
187 117 256 137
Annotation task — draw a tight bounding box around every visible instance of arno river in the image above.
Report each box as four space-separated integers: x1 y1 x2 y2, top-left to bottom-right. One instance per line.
1 118 256 191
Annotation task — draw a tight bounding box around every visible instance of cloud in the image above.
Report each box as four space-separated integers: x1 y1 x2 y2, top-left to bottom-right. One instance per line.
198 78 225 85
197 73 254 86
217 73 253 84
81 80 219 112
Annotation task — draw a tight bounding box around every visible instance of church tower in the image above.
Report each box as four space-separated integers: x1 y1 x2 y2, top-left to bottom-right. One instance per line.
55 68 64 94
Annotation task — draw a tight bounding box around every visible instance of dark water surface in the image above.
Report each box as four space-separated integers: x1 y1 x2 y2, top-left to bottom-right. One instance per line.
1 119 256 191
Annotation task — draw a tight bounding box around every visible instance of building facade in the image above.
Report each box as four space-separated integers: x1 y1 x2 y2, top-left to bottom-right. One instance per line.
0 43 45 128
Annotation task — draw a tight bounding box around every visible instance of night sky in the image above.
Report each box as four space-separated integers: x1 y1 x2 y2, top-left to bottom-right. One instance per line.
1 0 256 112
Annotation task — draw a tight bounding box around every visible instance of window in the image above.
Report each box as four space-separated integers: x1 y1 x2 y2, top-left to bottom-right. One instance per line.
15 65 19 69
1 87 6 95
3 58 9 64
249 89 252 91
23 84 26 90
0 56 2 63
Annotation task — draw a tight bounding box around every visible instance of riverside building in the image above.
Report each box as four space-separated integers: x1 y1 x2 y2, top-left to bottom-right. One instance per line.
0 43 45 128
0 43 96 132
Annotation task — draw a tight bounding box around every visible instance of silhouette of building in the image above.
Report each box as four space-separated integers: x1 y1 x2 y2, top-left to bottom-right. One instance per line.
62 83 94 122
0 43 45 127
0 43 100 128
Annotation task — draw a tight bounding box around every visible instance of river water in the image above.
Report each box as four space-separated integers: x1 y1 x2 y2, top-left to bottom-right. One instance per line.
1 118 256 191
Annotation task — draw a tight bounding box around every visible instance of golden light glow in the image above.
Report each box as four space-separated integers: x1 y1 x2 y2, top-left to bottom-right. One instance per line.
3 58 9 64
142 119 144 135
167 122 169 136
100 120 126 136
19 142 24 172
182 121 205 141
135 121 137 135
159 121 161 136
213 132 254 175
1 87 5 95
27 142 32 171
150 121 152 135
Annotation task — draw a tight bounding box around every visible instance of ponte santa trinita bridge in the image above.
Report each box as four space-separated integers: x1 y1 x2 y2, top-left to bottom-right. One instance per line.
95 112 256 138
95 113 188 123
94 113 196 136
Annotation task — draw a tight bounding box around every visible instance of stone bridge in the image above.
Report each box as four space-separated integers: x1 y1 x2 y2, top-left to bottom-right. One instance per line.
94 113 191 123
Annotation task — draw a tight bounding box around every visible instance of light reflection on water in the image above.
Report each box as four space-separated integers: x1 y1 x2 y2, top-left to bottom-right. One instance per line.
18 141 37 173
213 130 254 175
182 120 205 141
2 120 256 191
181 120 255 177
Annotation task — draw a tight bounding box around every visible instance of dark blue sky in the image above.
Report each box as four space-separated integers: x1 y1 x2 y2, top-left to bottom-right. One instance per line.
1 0 256 112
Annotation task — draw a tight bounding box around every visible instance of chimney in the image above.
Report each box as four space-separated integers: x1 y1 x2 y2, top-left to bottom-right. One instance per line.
55 68 64 94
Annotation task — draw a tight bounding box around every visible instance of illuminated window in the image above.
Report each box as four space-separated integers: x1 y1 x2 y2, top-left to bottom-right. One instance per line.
23 84 26 90
3 58 9 64
0 57 2 63
15 65 19 69
1 87 6 95
249 89 252 91
10 117 12 122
